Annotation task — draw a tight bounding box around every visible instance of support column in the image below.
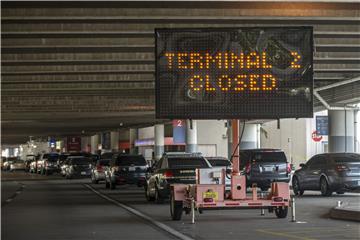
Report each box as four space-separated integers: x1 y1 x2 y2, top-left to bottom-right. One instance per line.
329 110 355 152
129 128 138 154
154 124 164 160
239 123 258 150
81 136 91 152
110 131 119 151
90 134 100 154
186 120 197 153
227 120 233 160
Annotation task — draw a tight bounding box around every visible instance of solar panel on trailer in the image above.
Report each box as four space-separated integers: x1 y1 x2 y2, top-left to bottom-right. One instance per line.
155 27 313 119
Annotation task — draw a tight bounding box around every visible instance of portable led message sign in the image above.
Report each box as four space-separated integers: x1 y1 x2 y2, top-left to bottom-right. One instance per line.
155 27 313 119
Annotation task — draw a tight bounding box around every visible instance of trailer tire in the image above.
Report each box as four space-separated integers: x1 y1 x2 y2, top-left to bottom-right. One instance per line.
170 193 183 221
275 206 288 218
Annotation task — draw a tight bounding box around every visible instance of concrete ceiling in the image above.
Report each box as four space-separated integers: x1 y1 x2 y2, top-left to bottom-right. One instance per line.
1 1 360 144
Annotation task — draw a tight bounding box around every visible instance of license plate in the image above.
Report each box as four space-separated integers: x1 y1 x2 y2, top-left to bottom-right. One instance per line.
203 191 218 201
129 166 136 172
264 166 273 172
81 171 86 175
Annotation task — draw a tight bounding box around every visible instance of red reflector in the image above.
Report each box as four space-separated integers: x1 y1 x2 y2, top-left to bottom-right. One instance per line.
203 198 213 203
245 163 251 174
336 165 349 172
164 170 174 178
286 163 291 174
273 197 283 202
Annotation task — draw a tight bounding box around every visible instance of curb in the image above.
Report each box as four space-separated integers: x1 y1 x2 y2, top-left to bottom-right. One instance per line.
330 206 360 222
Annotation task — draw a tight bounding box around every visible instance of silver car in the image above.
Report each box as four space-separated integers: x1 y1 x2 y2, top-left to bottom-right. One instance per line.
10 160 25 171
91 159 110 184
293 153 360 196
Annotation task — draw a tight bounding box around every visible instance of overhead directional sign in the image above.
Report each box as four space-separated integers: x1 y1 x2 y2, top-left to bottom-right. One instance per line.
155 27 313 119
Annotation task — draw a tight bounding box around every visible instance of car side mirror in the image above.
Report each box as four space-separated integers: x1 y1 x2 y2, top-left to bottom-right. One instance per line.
299 163 306 168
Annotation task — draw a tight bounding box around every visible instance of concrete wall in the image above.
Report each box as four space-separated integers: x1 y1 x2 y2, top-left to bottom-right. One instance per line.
260 119 307 167
197 120 228 158
260 111 337 168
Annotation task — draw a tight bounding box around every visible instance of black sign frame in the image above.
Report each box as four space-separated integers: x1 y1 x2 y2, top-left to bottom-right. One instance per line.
155 27 314 119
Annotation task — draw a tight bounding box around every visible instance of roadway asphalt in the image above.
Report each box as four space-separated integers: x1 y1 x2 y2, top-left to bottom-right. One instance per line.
2 172 360 240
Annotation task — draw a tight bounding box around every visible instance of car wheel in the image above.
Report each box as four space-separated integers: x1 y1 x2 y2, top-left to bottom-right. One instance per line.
170 192 183 221
145 185 155 201
66 174 72 179
336 191 345 195
292 177 304 196
275 206 288 218
155 186 164 204
320 177 332 197
45 170 49 176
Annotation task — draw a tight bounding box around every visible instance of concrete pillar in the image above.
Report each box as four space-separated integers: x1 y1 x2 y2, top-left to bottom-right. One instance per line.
329 110 355 152
81 136 91 152
239 123 258 150
154 124 164 160
129 128 138 154
90 134 100 154
227 120 233 160
110 131 119 151
186 120 197 153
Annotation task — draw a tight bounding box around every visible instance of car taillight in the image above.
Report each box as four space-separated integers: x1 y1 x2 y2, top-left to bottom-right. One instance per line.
245 163 251 174
164 170 174 179
286 163 291 174
336 165 350 172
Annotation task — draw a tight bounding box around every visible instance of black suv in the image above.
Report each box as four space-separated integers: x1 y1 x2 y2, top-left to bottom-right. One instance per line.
145 152 212 203
240 149 291 191
105 154 148 189
292 153 360 196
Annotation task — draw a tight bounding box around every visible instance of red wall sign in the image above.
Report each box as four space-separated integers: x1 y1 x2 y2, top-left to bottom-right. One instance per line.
67 136 81 152
311 130 323 142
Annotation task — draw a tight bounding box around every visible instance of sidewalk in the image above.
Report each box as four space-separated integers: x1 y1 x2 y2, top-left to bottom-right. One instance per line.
330 201 360 222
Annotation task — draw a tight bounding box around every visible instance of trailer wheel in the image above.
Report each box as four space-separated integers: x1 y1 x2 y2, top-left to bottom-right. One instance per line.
170 192 183 221
275 206 288 218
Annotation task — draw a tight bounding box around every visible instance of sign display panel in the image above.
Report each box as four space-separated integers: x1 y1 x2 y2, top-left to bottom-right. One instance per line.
155 27 313 119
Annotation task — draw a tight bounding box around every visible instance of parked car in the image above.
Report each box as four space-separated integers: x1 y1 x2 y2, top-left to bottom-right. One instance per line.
145 152 212 203
3 157 18 171
63 156 92 179
37 153 59 175
292 153 360 196
105 154 148 189
206 157 232 168
240 149 291 191
10 160 26 171
101 152 118 160
91 159 110 184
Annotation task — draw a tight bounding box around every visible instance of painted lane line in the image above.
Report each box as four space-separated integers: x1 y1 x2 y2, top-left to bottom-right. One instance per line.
84 184 194 240
5 199 13 202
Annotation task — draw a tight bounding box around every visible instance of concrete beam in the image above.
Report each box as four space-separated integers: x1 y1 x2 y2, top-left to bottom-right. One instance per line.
2 16 359 25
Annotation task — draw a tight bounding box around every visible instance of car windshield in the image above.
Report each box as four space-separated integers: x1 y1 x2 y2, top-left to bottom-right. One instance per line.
208 159 231 167
334 155 360 163
116 155 146 166
59 155 70 161
72 158 91 165
252 152 287 162
168 157 209 169
98 160 110 166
